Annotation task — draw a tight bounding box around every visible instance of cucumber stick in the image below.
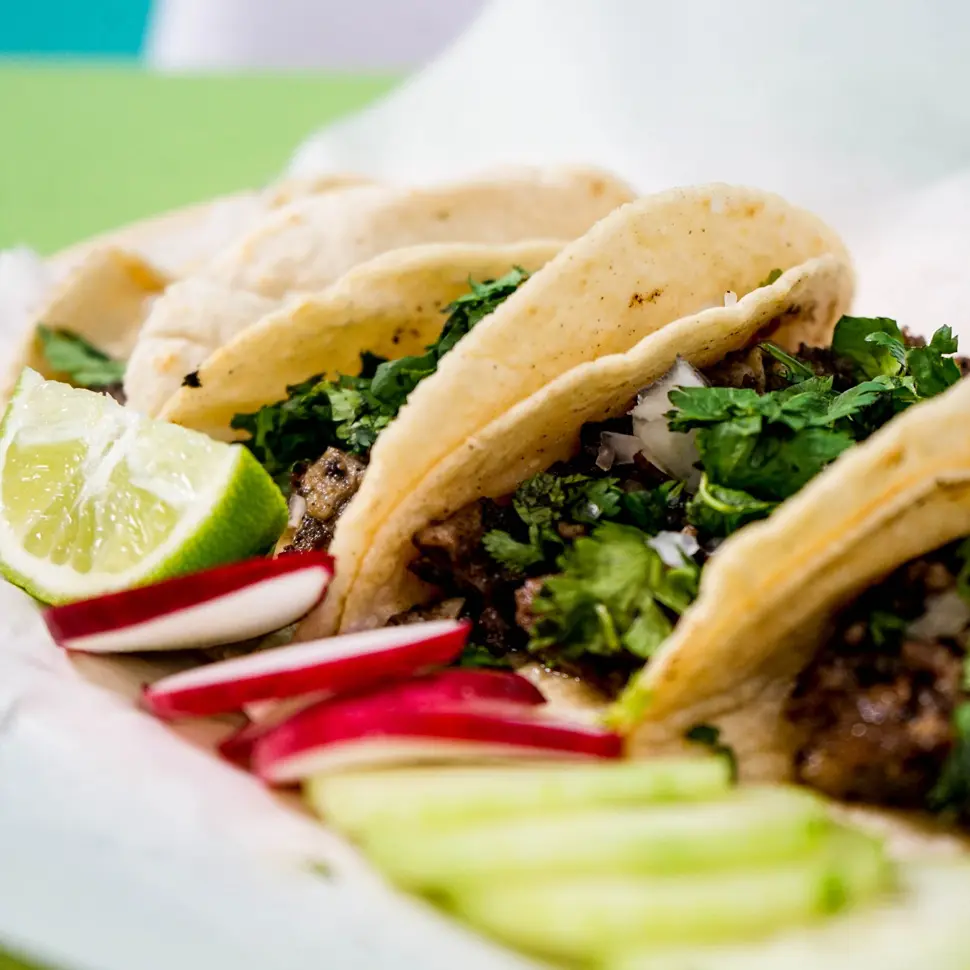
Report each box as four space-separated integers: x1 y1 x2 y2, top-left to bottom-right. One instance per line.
450 829 891 962
306 757 731 837
365 786 832 889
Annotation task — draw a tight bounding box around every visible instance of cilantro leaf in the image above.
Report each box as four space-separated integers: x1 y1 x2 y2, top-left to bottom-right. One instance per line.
685 723 738 781
761 342 815 382
457 643 513 669
867 609 908 648
908 325 962 398
530 523 700 662
686 474 777 537
37 326 125 389
758 268 784 288
482 528 549 573
232 269 529 488
928 702 970 818
831 316 906 379
622 481 686 533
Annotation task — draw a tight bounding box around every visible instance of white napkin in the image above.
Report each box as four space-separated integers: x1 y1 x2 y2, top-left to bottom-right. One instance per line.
291 0 970 337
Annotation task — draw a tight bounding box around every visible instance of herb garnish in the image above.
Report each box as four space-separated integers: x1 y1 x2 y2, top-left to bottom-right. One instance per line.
232 269 529 489
37 326 125 389
529 522 700 662
669 317 963 537
686 723 738 781
929 702 970 818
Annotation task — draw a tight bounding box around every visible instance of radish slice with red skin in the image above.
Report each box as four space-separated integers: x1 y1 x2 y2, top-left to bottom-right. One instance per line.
219 669 547 767
43 552 334 654
252 688 619 785
143 619 477 719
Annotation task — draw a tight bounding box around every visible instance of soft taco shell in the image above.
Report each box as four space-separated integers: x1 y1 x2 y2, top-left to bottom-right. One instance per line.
1 246 170 401
51 174 371 278
158 240 566 437
295 185 852 641
123 281 278 416
620 375 970 784
196 167 636 299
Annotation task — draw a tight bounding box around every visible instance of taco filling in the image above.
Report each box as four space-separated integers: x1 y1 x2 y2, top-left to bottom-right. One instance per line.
36 326 127 404
787 539 970 821
393 315 969 695
231 268 530 542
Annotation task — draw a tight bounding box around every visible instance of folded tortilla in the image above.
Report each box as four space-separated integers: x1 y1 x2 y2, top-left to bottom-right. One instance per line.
157 240 567 437
620 374 970 783
123 167 634 417
195 166 636 299
296 184 852 641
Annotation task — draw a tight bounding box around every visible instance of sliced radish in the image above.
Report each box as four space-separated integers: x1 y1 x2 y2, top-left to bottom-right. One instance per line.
219 668 546 767
252 680 619 784
142 619 476 719
43 552 334 654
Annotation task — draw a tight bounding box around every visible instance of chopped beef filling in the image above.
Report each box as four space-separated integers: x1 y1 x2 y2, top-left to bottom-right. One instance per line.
787 545 970 811
282 447 367 554
393 416 679 697
103 384 127 406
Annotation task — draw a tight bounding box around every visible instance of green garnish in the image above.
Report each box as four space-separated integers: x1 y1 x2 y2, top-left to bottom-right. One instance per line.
928 702 970 818
37 326 125 389
685 723 738 781
758 268 784 288
529 523 700 662
457 643 513 669
666 317 963 537
232 269 529 489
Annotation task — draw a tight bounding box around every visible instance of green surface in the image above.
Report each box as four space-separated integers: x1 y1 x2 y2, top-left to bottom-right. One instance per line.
0 63 399 253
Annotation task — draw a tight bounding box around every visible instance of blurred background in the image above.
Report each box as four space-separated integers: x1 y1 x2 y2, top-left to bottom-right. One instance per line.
0 0 485 252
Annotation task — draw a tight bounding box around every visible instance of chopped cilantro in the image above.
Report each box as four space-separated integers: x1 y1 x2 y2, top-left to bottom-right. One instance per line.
761 342 815 382
457 643 513 669
37 326 125 389
928 702 970 818
664 318 963 528
955 538 970 604
758 268 783 288
529 522 700 662
685 723 738 781
867 609 908 648
832 316 962 400
481 471 683 576
686 474 777 537
232 269 529 489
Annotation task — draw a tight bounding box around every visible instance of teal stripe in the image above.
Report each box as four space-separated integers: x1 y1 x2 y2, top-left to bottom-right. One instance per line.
0 1 152 56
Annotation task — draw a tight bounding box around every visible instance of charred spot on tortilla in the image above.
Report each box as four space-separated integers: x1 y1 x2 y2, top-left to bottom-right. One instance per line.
628 289 663 308
181 370 202 388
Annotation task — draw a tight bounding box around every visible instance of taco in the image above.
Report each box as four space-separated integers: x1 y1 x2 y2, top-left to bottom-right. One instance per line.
300 252 970 729
291 185 853 648
121 166 635 416
155 240 566 435
617 346 970 827
0 174 372 407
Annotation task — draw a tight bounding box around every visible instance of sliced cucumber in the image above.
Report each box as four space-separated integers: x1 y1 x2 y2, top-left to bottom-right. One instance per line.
610 862 970 970
365 786 832 890
307 757 731 837
450 828 892 963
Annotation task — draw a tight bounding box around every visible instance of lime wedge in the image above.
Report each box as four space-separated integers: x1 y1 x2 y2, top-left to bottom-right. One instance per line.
0 369 287 604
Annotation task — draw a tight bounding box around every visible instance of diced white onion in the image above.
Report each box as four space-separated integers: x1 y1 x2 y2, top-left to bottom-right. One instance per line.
287 494 308 529
630 357 707 490
723 290 738 306
648 530 701 568
907 590 970 640
596 431 643 471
